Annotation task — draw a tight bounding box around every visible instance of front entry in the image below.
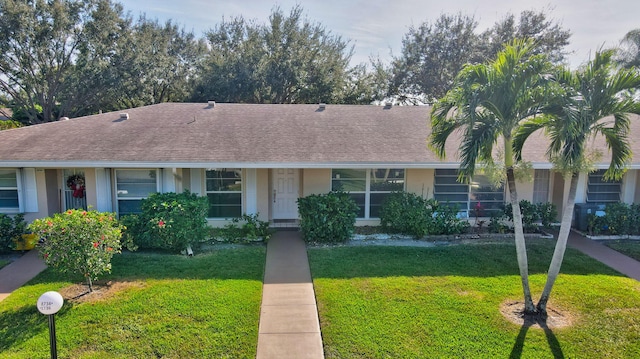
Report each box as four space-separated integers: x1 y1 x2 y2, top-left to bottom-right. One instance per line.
272 169 299 219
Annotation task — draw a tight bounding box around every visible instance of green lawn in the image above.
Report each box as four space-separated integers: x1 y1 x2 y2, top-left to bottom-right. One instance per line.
0 247 265 359
605 240 640 261
309 241 640 359
0 258 10 270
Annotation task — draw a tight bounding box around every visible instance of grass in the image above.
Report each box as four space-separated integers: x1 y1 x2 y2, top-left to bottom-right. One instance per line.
0 258 10 270
0 247 265 359
309 240 640 359
605 240 640 261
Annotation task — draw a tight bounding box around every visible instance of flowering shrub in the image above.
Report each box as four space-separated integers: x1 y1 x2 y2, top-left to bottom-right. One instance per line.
122 191 209 252
29 210 125 291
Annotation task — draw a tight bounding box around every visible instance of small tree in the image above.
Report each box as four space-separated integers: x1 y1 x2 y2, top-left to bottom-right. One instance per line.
30 210 125 292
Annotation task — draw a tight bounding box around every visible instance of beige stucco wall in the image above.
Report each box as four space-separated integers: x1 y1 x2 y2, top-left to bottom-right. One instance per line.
406 169 434 198
256 168 270 221
302 168 331 196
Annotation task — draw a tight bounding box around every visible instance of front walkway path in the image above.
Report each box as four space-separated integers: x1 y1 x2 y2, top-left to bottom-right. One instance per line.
256 231 324 359
0 250 47 302
567 230 640 281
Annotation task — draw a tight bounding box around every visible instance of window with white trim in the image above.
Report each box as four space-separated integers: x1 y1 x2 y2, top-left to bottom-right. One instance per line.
0 169 19 211
206 169 242 218
331 169 405 218
532 169 550 204
587 169 621 204
434 169 504 217
115 169 159 215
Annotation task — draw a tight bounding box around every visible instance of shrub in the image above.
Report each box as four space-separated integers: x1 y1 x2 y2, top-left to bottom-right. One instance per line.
29 210 125 291
297 191 358 243
212 213 273 243
503 200 557 232
602 202 630 235
380 192 468 237
123 191 208 252
0 213 27 253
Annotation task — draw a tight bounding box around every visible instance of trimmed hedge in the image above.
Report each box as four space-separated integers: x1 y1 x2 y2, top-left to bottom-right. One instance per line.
297 191 358 243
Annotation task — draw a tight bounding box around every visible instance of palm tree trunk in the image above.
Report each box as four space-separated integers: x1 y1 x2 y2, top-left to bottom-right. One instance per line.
506 167 537 314
537 172 578 315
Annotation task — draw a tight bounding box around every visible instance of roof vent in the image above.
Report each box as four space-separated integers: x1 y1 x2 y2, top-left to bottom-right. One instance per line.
208 100 216 107
59 117 69 121
318 103 326 111
384 102 393 109
119 113 129 120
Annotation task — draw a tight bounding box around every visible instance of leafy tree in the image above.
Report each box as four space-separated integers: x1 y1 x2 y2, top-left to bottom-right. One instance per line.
430 40 554 314
30 210 126 292
0 0 130 123
390 9 570 103
616 28 640 69
476 10 570 64
111 17 206 109
390 13 479 104
0 119 22 130
193 6 357 104
514 50 640 316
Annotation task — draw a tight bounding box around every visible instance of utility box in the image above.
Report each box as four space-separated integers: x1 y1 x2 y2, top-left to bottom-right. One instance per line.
573 203 604 231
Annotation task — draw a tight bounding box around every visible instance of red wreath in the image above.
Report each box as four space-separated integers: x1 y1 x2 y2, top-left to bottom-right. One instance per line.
66 174 85 198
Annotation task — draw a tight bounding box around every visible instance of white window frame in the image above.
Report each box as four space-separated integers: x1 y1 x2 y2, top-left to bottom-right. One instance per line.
332 168 406 219
114 169 160 215
532 169 550 204
205 168 243 219
0 169 20 213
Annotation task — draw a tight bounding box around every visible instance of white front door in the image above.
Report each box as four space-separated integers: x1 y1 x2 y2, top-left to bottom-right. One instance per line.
272 169 299 219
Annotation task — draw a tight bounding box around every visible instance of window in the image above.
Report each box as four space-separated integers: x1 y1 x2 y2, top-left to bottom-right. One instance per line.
115 169 158 215
587 169 621 204
206 169 242 218
532 169 550 204
331 169 405 218
0 169 19 211
434 169 504 217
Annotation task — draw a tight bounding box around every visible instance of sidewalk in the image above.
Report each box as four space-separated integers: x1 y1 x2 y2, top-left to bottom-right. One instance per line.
0 250 47 302
567 230 640 281
256 231 324 359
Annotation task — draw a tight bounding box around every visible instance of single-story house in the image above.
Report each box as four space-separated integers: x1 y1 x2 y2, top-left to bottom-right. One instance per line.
1 102 639 227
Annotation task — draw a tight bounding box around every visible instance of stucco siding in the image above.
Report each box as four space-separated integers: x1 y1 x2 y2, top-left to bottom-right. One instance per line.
406 169 433 198
302 169 331 196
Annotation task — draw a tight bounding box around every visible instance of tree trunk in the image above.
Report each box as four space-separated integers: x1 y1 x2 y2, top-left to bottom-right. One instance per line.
537 172 578 315
506 167 537 314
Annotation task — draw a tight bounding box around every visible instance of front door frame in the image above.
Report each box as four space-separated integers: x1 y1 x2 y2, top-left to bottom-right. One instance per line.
271 168 300 219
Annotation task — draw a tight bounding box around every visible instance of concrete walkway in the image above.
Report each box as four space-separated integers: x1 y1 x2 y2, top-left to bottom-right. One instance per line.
567 230 640 281
0 250 47 302
256 231 324 359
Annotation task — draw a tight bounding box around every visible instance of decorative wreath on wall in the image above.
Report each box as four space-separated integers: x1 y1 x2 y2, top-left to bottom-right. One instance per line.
66 174 86 198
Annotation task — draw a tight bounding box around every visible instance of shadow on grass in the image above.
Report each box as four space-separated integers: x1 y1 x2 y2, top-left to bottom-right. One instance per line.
510 317 565 359
0 303 72 352
308 240 622 279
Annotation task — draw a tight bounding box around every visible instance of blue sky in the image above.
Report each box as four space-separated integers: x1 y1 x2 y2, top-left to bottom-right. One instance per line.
118 0 639 68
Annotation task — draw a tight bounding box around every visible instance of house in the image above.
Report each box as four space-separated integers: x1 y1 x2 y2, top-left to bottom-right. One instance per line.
1 102 639 227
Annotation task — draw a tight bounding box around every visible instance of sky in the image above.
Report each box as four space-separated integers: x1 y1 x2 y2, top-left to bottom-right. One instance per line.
117 0 639 68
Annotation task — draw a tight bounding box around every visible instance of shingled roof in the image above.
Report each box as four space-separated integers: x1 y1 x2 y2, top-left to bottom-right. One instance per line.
0 102 638 168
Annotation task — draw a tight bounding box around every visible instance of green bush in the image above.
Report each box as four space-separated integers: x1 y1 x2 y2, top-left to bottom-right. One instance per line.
503 200 557 232
29 210 125 291
212 213 273 243
0 213 27 253
380 192 468 237
602 202 630 235
123 191 209 251
297 191 358 243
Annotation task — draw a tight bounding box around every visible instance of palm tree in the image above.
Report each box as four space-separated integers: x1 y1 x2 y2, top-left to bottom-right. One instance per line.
514 50 640 316
430 39 553 314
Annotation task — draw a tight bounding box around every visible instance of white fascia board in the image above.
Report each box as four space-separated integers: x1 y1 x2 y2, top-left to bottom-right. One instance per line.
3 160 640 170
